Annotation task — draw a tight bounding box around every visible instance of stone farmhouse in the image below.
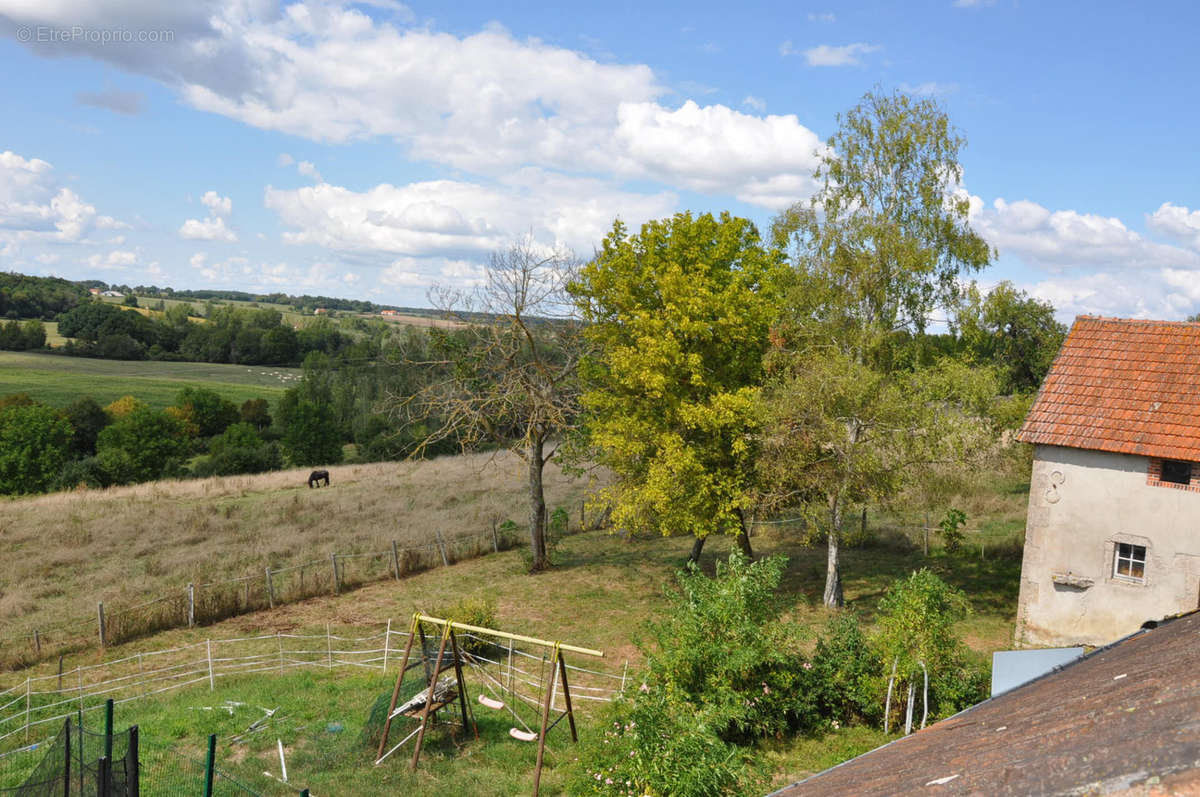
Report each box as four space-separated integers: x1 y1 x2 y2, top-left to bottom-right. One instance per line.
1014 316 1200 647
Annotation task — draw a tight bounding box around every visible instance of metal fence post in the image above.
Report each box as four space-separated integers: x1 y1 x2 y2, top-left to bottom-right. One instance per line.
103 698 113 763
128 725 140 797
97 756 111 797
63 717 71 797
203 733 216 797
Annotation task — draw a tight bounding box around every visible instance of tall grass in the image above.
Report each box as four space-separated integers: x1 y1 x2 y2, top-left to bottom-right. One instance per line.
0 452 590 668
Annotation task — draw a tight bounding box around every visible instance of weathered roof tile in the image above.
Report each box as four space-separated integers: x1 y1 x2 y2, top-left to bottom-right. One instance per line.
1017 316 1200 461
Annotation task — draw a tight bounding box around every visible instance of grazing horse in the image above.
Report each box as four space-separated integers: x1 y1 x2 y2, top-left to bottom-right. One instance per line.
308 469 330 488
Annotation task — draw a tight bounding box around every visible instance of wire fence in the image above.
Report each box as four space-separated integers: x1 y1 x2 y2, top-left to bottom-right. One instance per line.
0 621 627 754
0 522 534 672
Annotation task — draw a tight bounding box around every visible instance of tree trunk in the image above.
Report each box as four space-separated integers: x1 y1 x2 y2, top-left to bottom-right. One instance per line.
824 494 844 608
688 535 706 565
527 437 548 572
735 508 755 560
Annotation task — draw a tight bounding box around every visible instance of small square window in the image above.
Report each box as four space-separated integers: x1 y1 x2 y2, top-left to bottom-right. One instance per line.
1160 460 1192 485
1114 543 1146 581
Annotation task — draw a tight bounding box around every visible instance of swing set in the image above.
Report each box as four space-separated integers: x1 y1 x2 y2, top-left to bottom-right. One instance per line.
374 613 604 796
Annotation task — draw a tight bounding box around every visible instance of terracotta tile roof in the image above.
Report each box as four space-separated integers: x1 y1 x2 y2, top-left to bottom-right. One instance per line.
1017 316 1200 461
771 611 1200 797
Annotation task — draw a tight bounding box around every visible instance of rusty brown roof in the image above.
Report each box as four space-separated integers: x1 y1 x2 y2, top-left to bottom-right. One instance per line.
770 611 1200 797
1017 316 1200 461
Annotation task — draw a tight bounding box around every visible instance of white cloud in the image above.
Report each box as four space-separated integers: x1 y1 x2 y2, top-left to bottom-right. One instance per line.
0 150 124 243
181 190 236 240
296 161 322 182
85 249 137 270
1148 202 1200 251
742 95 766 112
970 197 1200 272
613 101 824 202
1 1 822 207
802 43 880 67
900 81 959 97
75 88 144 115
200 190 232 216
264 169 677 258
953 0 996 7
180 215 237 242
277 153 294 167
808 11 836 22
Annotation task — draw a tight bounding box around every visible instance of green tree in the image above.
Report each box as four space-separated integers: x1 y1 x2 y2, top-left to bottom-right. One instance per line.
240 398 272 431
64 396 111 457
958 281 1066 394
95 406 190 483
763 89 998 605
277 389 343 467
571 212 787 560
0 403 72 494
772 88 992 361
876 569 980 732
171 386 239 438
195 422 283 476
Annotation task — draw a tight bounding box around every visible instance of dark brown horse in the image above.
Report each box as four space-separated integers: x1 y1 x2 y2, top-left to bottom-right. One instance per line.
307 470 330 488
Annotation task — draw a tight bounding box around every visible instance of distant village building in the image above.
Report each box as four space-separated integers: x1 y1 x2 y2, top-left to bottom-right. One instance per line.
313 308 327 315
381 309 399 316
100 290 123 298
1014 316 1200 647
88 287 101 296
771 610 1200 796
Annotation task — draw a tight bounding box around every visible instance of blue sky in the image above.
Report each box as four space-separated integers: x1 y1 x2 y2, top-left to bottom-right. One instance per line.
1 0 1198 319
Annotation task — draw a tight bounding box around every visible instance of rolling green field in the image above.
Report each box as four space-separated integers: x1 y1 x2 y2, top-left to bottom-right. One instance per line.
0 351 297 409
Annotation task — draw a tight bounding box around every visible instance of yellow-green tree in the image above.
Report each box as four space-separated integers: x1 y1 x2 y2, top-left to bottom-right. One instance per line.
571 212 787 560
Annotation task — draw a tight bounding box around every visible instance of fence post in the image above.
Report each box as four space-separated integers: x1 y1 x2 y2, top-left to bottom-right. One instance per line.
97 755 111 797
331 555 340 595
33 628 40 657
326 624 333 670
383 618 392 673
491 521 500 553
206 639 215 691
278 632 284 675
127 725 139 797
265 568 275 609
203 733 216 797
97 602 106 647
103 698 113 763
391 541 401 580
63 717 71 797
24 677 30 741
434 529 449 567
187 583 195 627
57 656 63 692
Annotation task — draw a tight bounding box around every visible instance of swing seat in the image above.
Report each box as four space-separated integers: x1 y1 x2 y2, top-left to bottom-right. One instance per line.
509 728 538 742
478 694 504 710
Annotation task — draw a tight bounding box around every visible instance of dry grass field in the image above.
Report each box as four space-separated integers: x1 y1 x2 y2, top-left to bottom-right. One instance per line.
0 451 593 662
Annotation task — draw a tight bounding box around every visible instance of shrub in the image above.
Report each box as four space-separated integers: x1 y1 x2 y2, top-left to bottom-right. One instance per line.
939 508 967 553
95 406 190 483
0 403 72 494
193 423 283 477
812 612 883 726
432 596 496 654
568 686 760 797
646 553 819 742
57 456 111 489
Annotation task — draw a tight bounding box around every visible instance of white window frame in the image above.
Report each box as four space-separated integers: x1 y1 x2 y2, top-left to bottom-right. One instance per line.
1113 542 1147 583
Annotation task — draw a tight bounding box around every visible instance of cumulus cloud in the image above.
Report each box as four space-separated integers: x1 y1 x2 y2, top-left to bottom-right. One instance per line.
1 1 824 207
742 95 766 112
1148 202 1200 251
970 196 1200 272
180 216 236 241
180 190 236 240
803 43 880 67
0 150 124 243
296 161 322 182
264 169 677 258
85 249 137 270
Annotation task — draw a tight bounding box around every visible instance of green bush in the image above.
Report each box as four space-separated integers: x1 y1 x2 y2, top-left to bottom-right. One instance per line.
939 508 967 553
812 612 883 726
57 456 112 489
568 686 759 797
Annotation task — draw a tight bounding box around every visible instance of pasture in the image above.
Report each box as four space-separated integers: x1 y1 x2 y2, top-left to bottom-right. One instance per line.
0 351 296 409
